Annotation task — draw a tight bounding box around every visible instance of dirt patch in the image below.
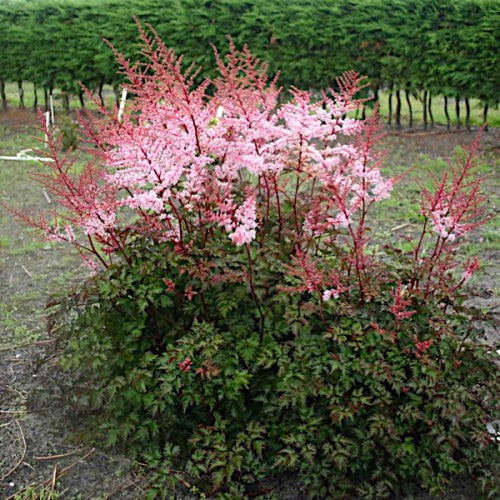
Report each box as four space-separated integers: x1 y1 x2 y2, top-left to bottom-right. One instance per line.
0 343 142 498
0 109 39 129
0 123 498 498
386 125 499 154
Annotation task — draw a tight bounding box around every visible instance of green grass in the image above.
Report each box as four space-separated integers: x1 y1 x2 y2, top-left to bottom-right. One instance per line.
6 240 54 256
0 235 11 247
0 123 41 152
0 128 54 209
0 303 35 342
374 91 500 128
0 124 87 349
2 81 117 112
13 485 62 500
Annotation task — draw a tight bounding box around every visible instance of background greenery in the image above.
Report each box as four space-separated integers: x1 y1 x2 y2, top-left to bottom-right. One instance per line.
0 0 498 126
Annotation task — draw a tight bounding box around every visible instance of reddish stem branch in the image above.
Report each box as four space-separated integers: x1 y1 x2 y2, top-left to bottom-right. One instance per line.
245 243 265 338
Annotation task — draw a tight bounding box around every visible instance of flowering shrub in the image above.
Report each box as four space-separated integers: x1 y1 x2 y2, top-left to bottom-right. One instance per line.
25 25 498 498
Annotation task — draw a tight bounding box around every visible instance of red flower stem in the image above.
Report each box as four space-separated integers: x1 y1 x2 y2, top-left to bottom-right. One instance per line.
272 175 283 240
167 200 186 252
316 289 327 327
410 216 428 289
87 235 109 268
293 136 304 239
347 223 365 303
245 243 265 339
424 236 447 297
262 174 271 222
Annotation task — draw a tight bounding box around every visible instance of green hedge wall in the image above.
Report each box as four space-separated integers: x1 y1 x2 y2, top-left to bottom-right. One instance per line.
1 0 498 109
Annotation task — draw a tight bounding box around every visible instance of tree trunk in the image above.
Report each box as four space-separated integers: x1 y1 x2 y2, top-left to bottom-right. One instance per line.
33 83 38 111
0 81 6 110
373 86 379 107
62 91 70 113
428 93 434 128
44 87 49 112
49 87 55 122
395 89 401 128
455 97 461 129
98 82 105 107
423 90 428 130
465 97 471 131
113 84 120 107
444 96 450 130
388 87 393 126
405 89 412 128
361 106 366 121
78 89 85 108
18 80 25 109
483 103 489 131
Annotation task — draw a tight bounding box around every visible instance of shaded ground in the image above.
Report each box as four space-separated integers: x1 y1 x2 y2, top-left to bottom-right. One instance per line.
0 113 498 498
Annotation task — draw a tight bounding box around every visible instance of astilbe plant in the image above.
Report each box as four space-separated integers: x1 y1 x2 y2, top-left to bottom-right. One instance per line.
16 25 498 499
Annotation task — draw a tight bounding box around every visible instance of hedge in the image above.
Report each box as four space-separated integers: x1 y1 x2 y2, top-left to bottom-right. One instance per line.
1 0 498 121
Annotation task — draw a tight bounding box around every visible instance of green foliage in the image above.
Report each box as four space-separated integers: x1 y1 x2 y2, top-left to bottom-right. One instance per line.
13 485 61 500
57 115 79 151
0 0 498 106
53 237 499 498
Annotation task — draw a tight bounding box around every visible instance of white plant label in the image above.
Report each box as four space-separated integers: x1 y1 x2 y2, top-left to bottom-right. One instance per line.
118 88 127 122
49 94 55 125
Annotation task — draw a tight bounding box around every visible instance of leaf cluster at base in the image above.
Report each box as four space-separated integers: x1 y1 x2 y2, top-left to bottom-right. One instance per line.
52 238 498 499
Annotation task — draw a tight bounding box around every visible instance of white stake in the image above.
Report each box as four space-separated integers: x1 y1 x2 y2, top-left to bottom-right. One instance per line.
44 111 50 147
118 88 127 122
20 264 33 278
43 190 52 204
0 156 55 162
49 94 55 125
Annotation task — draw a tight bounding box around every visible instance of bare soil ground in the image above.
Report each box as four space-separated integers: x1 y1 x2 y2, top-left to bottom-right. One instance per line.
0 111 498 498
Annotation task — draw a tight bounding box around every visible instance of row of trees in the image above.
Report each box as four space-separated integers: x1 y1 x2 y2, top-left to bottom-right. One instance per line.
1 0 498 127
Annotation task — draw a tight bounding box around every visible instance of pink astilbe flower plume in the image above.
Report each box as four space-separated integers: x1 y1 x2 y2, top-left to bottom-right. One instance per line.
390 283 416 320
6 24 485 318
229 193 257 246
410 130 488 296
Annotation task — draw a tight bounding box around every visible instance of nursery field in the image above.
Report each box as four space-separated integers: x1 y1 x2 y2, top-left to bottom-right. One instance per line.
0 112 498 498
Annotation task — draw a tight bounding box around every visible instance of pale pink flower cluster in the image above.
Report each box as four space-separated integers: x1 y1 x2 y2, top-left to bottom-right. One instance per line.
429 206 460 241
82 210 117 239
412 135 487 296
15 28 484 308
229 194 257 246
322 271 348 301
322 289 340 301
421 142 486 247
47 224 76 243
32 29 396 274
78 34 392 255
